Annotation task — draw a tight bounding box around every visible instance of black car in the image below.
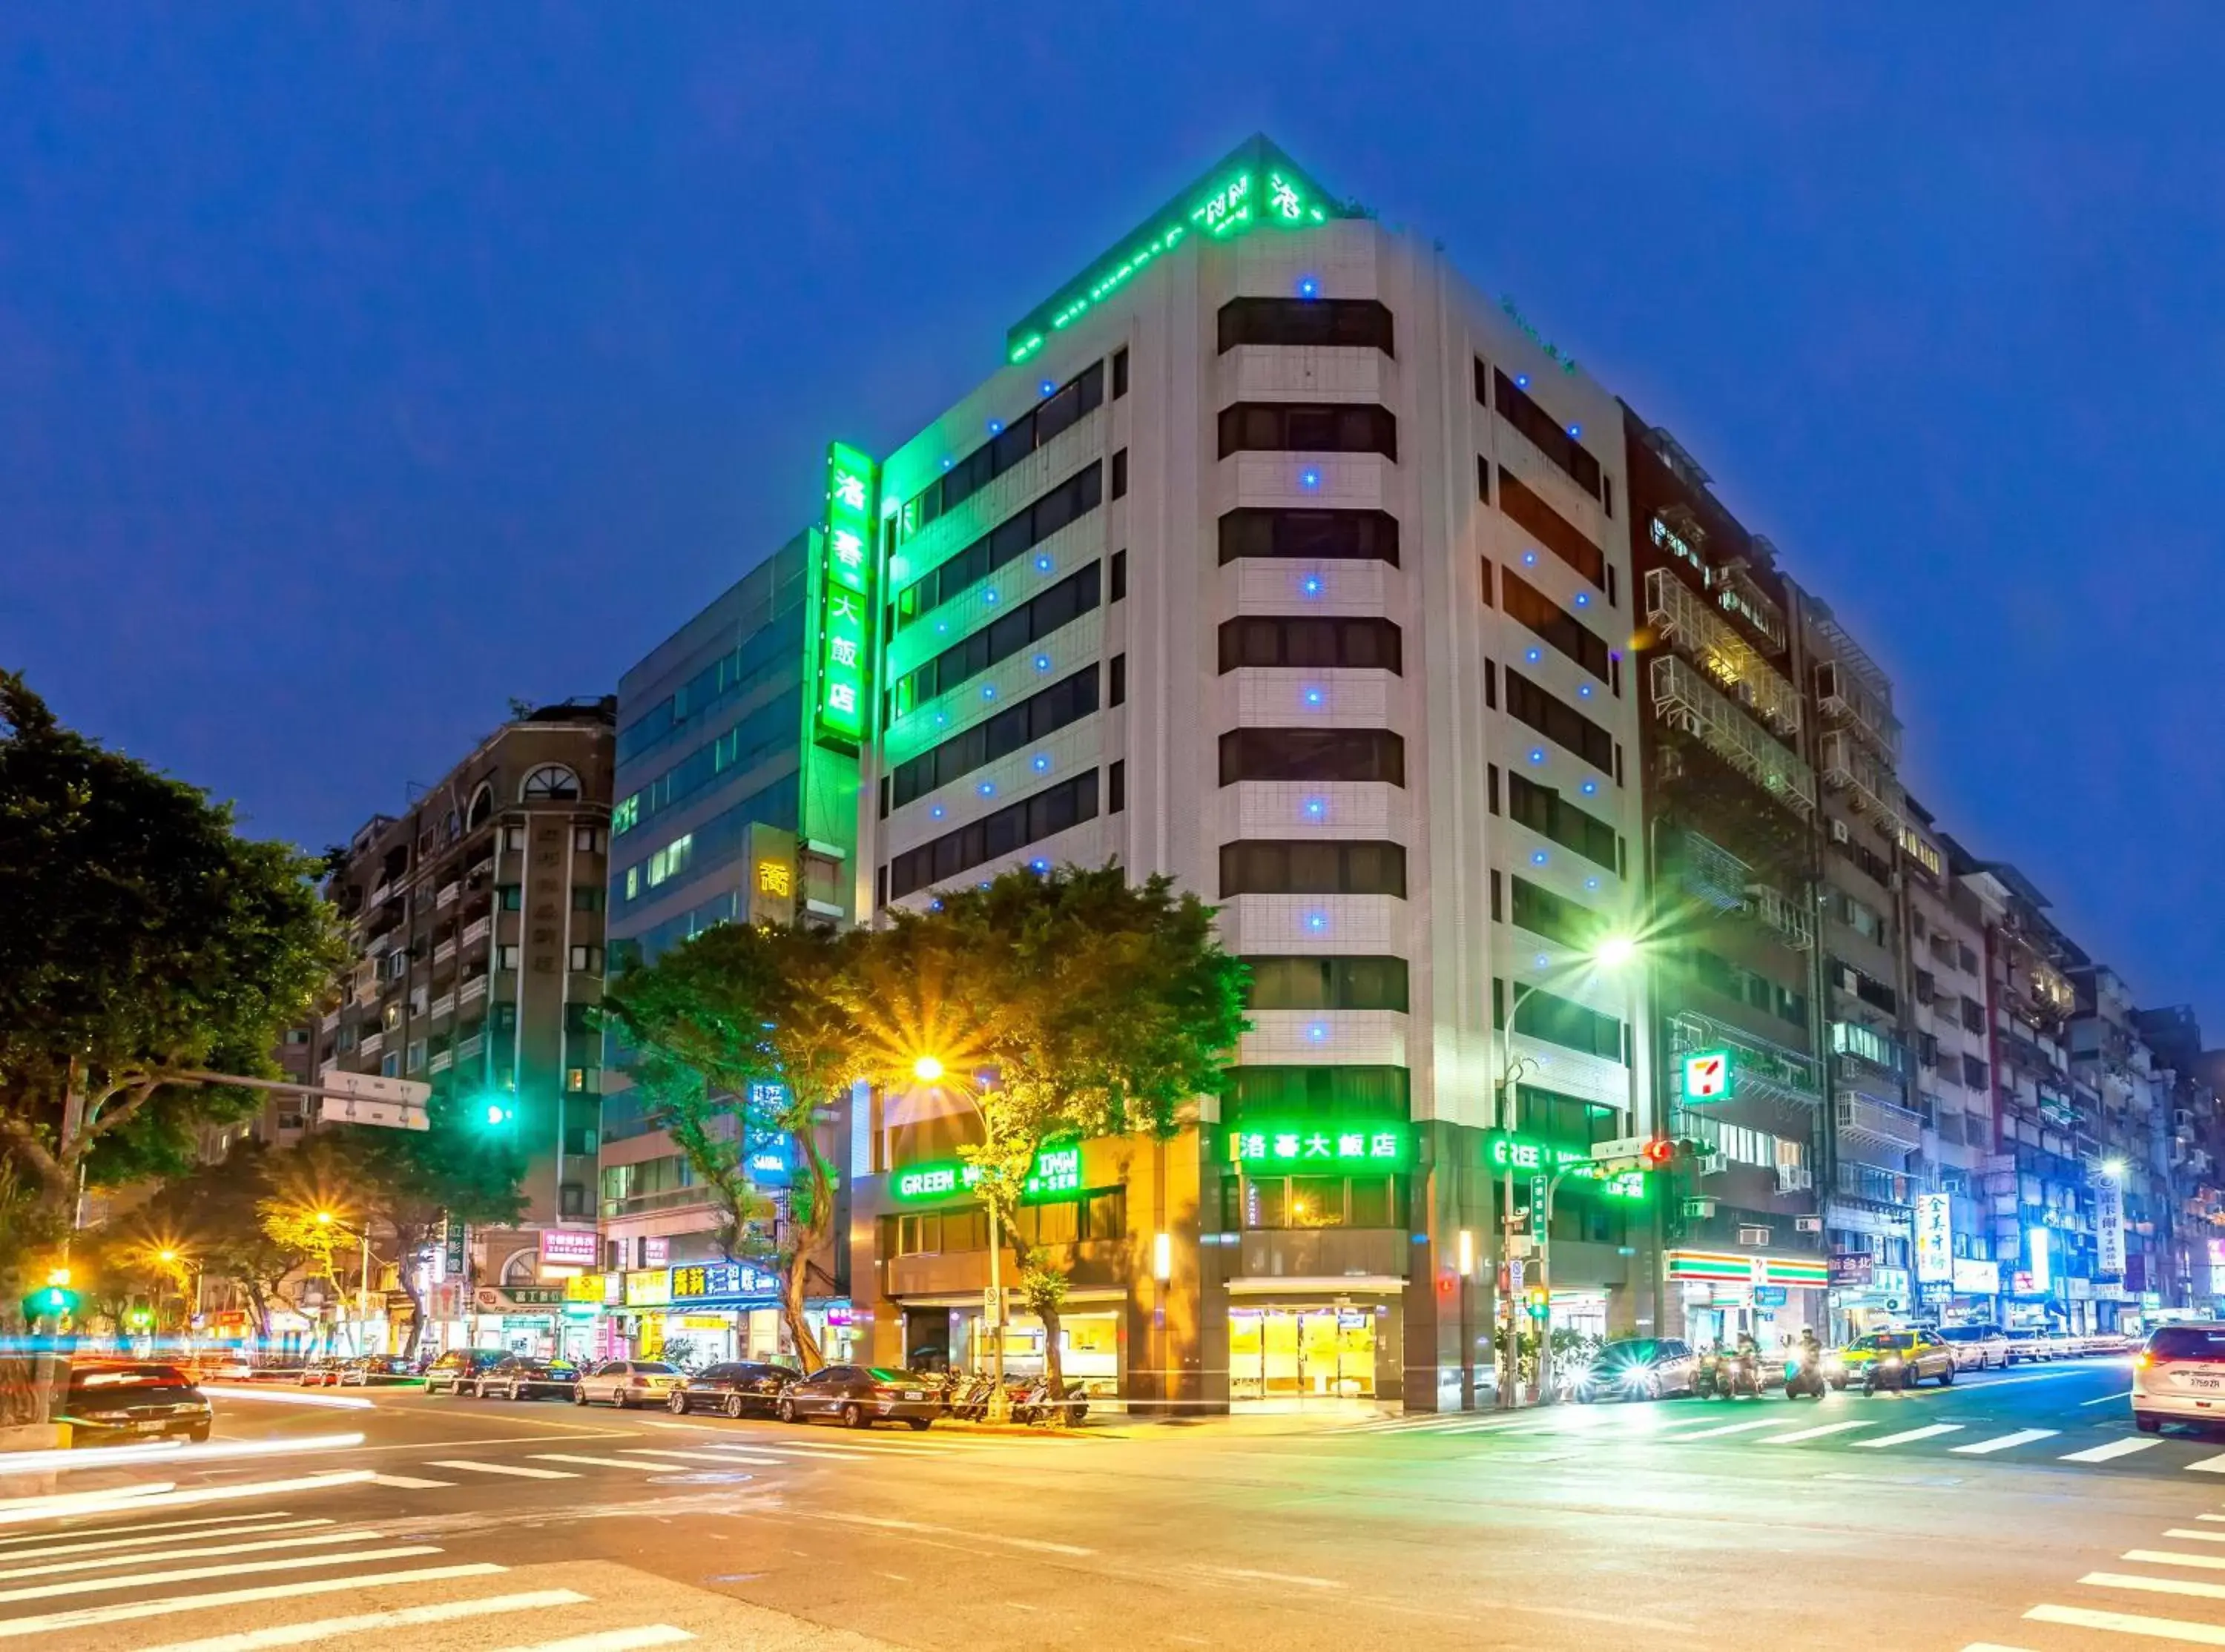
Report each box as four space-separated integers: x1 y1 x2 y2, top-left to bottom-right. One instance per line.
65 1361 213 1445
777 1364 938 1430
425 1348 508 1395
478 1355 581 1401
668 1361 798 1418
339 1355 420 1387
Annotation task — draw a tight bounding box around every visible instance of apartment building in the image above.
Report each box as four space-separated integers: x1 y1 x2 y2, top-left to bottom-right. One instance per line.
317 697 614 1350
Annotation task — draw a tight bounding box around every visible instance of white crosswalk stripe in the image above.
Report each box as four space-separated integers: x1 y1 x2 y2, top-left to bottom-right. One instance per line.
429 1460 578 1480
529 1455 688 1473
131 1588 592 1652
1950 1429 2058 1455
2081 1569 2225 1601
2125 1547 2225 1570
2184 1451 2225 1474
490 1629 693 1652
620 1449 787 1468
2027 1602 2225 1643
2059 1436 2166 1463
0 1544 444 1607
2164 1528 2225 1544
0 1517 328 1564
0 1561 504 1639
367 1473 456 1489
0 1527 385 1583
1761 1421 1873 1445
0 1513 303 1552
1666 1418 1784 1441
1857 1424 1964 1449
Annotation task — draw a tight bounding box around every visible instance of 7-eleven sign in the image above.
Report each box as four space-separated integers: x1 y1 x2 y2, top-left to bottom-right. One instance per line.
1681 1050 1733 1103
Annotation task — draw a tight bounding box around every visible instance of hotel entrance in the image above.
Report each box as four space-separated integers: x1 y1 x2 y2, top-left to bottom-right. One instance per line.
1228 1306 1377 1402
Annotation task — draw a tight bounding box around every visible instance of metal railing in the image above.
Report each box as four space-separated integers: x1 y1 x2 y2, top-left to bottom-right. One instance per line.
1651 654 1816 819
1835 1089 1925 1151
1646 569 1803 736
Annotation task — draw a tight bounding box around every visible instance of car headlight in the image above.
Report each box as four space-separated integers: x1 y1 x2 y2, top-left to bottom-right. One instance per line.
1619 1368 1651 1387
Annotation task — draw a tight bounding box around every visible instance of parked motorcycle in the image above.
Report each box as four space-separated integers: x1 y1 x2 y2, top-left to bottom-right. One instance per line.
1785 1346 1827 1400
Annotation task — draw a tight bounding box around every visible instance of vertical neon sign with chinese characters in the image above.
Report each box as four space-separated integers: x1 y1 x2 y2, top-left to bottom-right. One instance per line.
814 442 879 751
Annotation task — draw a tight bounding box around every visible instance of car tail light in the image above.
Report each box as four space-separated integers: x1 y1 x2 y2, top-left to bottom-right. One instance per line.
2134 1352 2152 1369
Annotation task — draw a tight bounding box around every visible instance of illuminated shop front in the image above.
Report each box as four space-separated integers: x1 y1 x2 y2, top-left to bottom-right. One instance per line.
1669 1250 1831 1348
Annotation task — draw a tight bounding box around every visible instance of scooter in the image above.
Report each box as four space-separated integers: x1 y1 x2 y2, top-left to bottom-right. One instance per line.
1862 1354 1914 1394
1692 1348 1725 1399
1785 1345 1828 1400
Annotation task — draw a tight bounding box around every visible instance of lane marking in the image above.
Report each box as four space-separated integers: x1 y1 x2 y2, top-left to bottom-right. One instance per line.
428 1460 577 1480
694 1442 876 1461
1950 1429 2058 1455
2126 1549 2225 1571
1664 1418 1784 1441
0 1561 504 1639
527 1455 682 1472
2028 1602 2225 1643
2081 1570 2225 1601
0 1519 329 1565
367 1474 455 1489
1761 1421 1873 1445
1856 1424 1964 1449
130 1587 589 1652
2060 1438 2166 1463
0 1483 174 1519
0 1528 383 1582
0 1513 306 1551
2183 1453 2225 1475
2080 1389 2137 1406
811 1510 1092 1556
196 1387 373 1410
0 1544 444 1606
1202 1565 1344 1589
488 1629 694 1652
0 1432 365 1476
1959 1645 2039 1651
619 1449 785 1468
0 1472 373 1530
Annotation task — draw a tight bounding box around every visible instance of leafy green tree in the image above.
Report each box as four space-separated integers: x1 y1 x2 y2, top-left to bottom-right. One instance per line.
863 865 1248 1404
606 922 868 1371
0 672 340 1240
135 1142 303 1338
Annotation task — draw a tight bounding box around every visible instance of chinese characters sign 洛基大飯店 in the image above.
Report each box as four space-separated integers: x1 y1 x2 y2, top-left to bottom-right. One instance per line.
813 441 879 752
1230 1123 1411 1172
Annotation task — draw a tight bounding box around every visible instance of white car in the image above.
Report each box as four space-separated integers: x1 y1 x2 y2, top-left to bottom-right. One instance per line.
573 1358 685 1408
1936 1324 2011 1370
2134 1324 2225 1433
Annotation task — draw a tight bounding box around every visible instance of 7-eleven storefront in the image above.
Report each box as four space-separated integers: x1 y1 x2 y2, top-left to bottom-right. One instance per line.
1667 1251 1831 1351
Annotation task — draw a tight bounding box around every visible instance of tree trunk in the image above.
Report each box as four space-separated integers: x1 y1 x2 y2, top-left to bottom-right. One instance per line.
782 1243 823 1372
1038 1298 1067 1410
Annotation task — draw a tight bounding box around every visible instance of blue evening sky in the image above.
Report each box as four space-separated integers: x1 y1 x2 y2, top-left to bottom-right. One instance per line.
4 5 2221 1025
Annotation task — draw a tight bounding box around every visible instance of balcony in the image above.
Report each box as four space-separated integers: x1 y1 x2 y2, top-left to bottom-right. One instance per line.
1813 658 1903 762
1646 569 1802 736
319 1008 340 1034
1836 1160 1913 1209
1819 728 1905 833
1678 829 1751 912
1744 882 1816 951
429 1050 452 1074
437 882 460 909
429 991 455 1022
457 1031 485 1062
601 1183 713 1220
1836 1089 1925 1153
1667 1010 1823 1106
460 916 491 949
1650 654 1816 820
458 974 489 1005
357 1030 385 1058
433 939 455 967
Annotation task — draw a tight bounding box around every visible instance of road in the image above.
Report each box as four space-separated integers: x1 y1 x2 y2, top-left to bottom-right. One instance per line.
0 1355 2219 1649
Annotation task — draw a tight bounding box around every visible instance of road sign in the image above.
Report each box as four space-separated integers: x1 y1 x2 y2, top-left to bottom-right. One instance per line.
1592 1136 1650 1163
319 1071 432 1108
983 1285 1006 1327
1529 1174 1549 1238
316 1094 430 1131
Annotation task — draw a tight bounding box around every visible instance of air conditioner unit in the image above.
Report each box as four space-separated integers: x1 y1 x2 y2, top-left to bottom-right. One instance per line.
1700 1152 1730 1176
1796 1215 1824 1233
1830 819 1851 845
1683 1197 1718 1219
1737 1225 1773 1246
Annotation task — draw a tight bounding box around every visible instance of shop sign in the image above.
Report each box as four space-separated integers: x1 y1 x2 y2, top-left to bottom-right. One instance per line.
1483 1131 1651 1200
1753 1286 1788 1308
811 442 879 750
670 1261 782 1304
642 1238 670 1267
678 1315 730 1331
563 1273 610 1305
501 1315 547 1329
1951 1257 2000 1295
1234 1122 1411 1172
1914 1193 1952 1283
1870 1266 1911 1297
539 1229 601 1267
1669 1251 1828 1288
2027 1226 2053 1293
891 1143 1090 1203
480 1286 565 1309
624 1269 672 1308
1681 1049 1733 1103
1829 1253 1873 1288
2096 1178 2126 1277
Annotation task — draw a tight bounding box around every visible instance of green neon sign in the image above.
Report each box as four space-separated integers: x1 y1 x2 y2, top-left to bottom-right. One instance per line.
890 1143 1084 1204
1483 1131 1648 1200
813 442 879 750
1228 1121 1409 1171
1004 136 1362 366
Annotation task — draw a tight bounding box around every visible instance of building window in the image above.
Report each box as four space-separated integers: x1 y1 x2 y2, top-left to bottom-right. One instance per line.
504 825 527 851
574 826 604 854
380 1053 400 1077
1219 840 1406 898
573 885 604 912
497 884 522 911
888 667 1098 810
1217 616 1402 673
1224 1174 1406 1232
497 945 520 972
1110 653 1127 707
893 463 1104 629
566 1066 594 1093
1508 876 1605 950
1244 956 1409 1013
1108 759 1125 813
1503 669 1614 772
887 771 1101 900
559 1183 586 1217
1489 369 1601 500
1499 566 1609 681
1218 403 1397 460
1112 346 1129 398
1497 469 1606 590
1216 297 1395 356
1217 508 1399 566
1110 548 1127 601
1497 980 1624 1061
1218 729 1405 787
1506 773 1615 870
1111 448 1128 498
1224 1064 1409 1119
897 361 1106 541
890 562 1102 719
521 764 581 802
570 945 602 974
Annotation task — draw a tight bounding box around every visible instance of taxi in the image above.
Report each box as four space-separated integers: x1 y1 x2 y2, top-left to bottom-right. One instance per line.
1837 1328 1956 1390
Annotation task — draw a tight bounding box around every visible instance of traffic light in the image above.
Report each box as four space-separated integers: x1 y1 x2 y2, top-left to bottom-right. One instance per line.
1525 1284 1550 1320
471 1089 515 1129
20 1283 78 1325
1641 1137 1677 1170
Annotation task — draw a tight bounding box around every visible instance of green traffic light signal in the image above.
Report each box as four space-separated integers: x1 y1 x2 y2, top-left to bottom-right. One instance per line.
21 1286 78 1324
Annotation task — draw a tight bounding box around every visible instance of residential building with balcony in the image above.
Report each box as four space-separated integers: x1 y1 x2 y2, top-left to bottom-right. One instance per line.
317 696 614 1349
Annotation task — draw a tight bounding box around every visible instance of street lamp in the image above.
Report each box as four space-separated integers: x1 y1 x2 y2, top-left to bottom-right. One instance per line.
907 1052 1012 1423
2102 1157 2128 1182
311 1210 374 1355
1495 934 1643 1410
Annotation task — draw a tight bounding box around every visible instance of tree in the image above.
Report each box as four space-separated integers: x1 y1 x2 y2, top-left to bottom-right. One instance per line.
606 922 868 1371
0 673 340 1240
136 1142 302 1339
864 865 1248 1404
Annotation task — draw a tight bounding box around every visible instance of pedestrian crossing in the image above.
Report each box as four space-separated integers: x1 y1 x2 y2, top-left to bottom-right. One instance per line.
1958 1496 2225 1650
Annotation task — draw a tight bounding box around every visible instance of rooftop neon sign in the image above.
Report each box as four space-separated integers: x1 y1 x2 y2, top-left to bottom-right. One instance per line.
1004 135 1362 366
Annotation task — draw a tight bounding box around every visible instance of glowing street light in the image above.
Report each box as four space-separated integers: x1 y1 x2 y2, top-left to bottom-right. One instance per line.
911 1054 946 1084
1592 934 1639 971
2102 1157 2128 1182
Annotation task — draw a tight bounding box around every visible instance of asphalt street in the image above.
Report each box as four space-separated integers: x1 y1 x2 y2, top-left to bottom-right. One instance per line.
0 1356 2220 1650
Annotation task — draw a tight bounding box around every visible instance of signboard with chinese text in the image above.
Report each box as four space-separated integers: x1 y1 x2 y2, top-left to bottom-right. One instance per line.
539 1228 601 1268
1681 1050 1733 1103
624 1269 671 1308
2095 1177 2126 1277
1232 1123 1410 1172
1829 1252 1874 1288
1483 1131 1648 1200
669 1261 782 1304
812 442 879 751
1914 1193 1953 1283
1951 1256 2000 1295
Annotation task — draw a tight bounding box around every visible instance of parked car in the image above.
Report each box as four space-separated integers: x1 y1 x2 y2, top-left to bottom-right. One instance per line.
1569 1338 1701 1402
424 1348 508 1396
573 1359 685 1408
2087 1330 2139 1356
1845 1329 1957 1389
296 1357 348 1388
668 1361 799 1418
338 1355 419 1387
2135 1323 2225 1433
478 1355 581 1401
65 1361 214 1445
777 1364 940 1429
2004 1327 2054 1363
1936 1324 2011 1371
